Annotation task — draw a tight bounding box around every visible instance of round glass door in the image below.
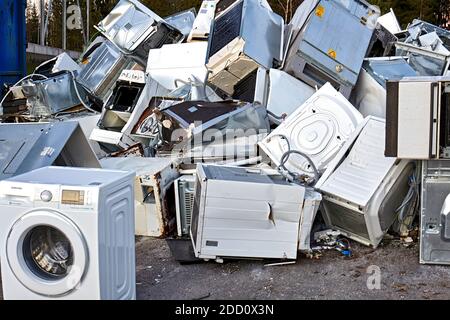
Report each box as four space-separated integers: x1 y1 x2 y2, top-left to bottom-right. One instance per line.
6 210 88 297
22 225 74 280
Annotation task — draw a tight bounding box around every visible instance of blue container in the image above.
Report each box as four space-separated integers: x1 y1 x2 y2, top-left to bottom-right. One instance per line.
0 0 27 93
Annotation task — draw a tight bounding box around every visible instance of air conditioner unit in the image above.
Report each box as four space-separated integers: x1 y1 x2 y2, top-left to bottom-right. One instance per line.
190 164 305 261
283 0 379 98
385 77 450 159
316 117 414 248
206 0 284 100
175 175 196 237
420 160 450 265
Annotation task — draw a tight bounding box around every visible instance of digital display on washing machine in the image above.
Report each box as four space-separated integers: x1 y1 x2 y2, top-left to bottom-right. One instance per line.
61 190 85 205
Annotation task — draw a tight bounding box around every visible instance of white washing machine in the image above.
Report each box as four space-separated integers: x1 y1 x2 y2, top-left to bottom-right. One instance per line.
259 83 363 178
0 166 136 300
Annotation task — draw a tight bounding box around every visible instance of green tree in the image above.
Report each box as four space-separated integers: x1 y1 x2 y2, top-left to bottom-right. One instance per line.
436 0 450 28
28 0 449 53
372 0 440 28
26 0 40 44
47 0 63 48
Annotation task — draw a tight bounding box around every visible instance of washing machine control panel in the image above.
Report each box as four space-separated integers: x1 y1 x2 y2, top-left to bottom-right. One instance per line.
34 185 95 209
59 186 95 210
0 183 96 209
61 189 85 205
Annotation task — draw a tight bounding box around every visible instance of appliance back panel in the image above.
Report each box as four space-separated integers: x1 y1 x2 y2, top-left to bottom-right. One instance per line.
232 70 257 102
323 200 370 240
136 22 184 60
209 1 244 58
378 162 414 231
164 101 241 125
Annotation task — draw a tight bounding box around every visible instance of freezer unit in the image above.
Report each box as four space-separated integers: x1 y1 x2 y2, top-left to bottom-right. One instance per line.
316 117 414 247
190 164 305 261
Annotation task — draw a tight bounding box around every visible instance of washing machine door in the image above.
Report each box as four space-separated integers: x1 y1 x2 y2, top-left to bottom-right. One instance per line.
6 209 88 297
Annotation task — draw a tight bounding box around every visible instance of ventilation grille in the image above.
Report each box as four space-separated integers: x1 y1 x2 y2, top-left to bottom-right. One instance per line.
190 176 202 245
232 69 257 102
184 192 194 231
323 200 370 241
209 1 244 58
176 178 196 236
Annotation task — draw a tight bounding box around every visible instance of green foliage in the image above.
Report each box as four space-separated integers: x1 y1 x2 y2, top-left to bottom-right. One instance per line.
372 0 442 28
26 0 449 52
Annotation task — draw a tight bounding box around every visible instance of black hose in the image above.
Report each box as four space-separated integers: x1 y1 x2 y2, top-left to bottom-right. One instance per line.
279 150 320 184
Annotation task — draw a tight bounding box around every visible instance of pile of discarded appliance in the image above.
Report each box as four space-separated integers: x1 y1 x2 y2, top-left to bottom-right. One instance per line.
1 0 450 299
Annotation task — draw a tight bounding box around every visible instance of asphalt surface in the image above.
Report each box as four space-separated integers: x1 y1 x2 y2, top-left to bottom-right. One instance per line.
2 236 449 300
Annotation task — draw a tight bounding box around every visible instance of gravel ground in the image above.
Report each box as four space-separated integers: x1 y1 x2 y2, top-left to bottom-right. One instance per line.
2 237 450 300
